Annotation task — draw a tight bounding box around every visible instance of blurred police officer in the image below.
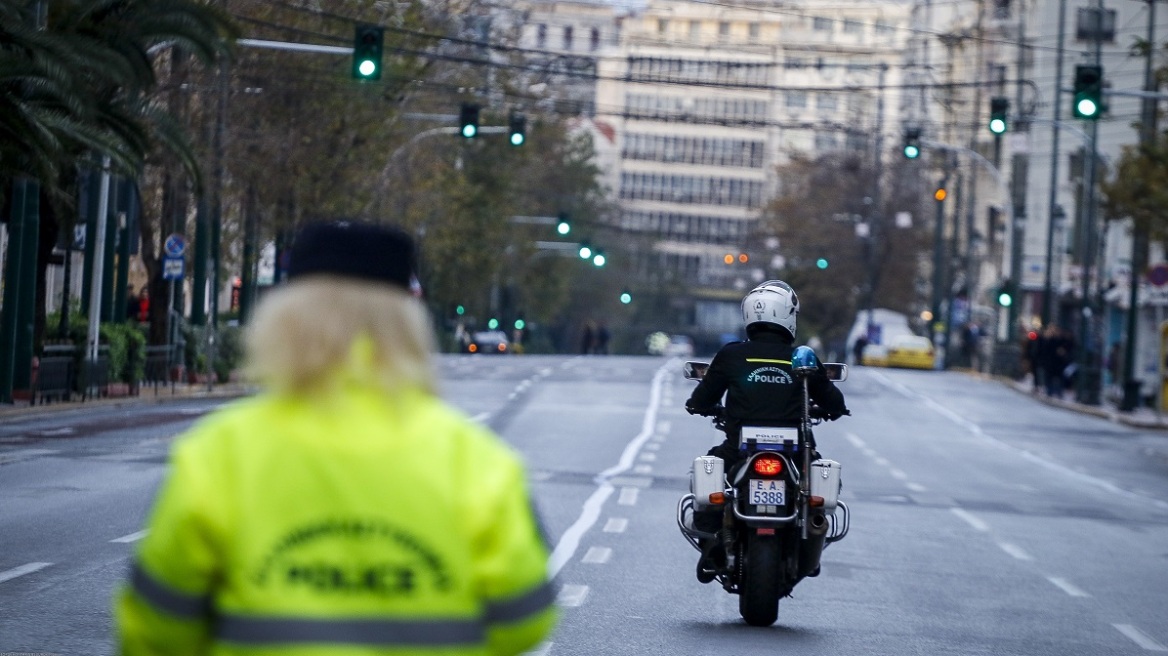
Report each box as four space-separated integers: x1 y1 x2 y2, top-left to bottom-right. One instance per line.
116 220 557 655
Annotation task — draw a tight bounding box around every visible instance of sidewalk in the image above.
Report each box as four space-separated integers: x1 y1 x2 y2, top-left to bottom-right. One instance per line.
1003 376 1168 430
0 381 253 420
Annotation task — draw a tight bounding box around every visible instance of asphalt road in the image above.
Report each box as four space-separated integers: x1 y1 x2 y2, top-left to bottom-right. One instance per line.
2 355 1167 655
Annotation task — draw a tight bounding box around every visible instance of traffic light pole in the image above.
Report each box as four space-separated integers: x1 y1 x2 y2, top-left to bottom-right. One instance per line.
1042 0 1069 329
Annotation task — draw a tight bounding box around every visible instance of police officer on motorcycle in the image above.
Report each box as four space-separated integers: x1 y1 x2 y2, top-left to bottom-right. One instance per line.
685 280 849 579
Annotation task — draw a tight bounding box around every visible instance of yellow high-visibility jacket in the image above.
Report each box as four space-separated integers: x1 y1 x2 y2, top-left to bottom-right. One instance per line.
115 383 557 655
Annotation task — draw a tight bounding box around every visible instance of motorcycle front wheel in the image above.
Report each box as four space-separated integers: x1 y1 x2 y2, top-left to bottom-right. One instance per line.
738 532 781 626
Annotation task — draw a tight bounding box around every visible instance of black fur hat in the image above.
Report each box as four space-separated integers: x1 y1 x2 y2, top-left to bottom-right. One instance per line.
287 220 416 291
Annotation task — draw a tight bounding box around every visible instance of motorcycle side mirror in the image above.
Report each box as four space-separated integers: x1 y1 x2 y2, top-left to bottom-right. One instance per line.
823 363 848 382
683 361 710 380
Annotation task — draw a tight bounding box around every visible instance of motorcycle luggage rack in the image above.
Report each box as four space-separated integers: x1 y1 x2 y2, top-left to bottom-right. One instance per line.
676 493 718 551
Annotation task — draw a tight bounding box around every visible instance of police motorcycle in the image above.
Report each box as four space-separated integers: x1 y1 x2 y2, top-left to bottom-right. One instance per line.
676 346 849 627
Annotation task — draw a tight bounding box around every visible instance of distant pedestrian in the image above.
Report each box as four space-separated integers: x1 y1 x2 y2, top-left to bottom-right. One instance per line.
581 320 596 354
596 323 611 354
853 335 868 365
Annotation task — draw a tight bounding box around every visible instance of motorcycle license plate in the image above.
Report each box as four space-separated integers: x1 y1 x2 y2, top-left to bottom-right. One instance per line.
748 479 786 506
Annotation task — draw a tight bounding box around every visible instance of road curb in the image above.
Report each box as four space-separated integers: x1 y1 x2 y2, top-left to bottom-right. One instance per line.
991 374 1168 430
0 385 253 419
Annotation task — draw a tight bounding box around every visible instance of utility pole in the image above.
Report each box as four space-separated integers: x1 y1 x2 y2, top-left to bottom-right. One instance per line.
1043 0 1070 328
1120 0 1160 410
1007 7 1030 347
1075 0 1108 405
865 64 888 334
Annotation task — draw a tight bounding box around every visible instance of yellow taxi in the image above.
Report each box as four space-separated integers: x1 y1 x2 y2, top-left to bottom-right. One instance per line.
885 334 936 370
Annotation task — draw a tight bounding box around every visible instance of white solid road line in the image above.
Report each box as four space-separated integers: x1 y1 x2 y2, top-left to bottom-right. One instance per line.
0 562 52 584
950 507 990 532
110 530 150 543
1046 576 1090 598
546 364 670 578
1113 624 1168 651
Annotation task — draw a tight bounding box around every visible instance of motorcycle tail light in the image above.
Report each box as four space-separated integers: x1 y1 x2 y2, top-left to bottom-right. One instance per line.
708 492 726 505
752 456 783 477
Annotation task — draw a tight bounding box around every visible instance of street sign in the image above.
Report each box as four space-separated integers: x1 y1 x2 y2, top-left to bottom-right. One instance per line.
164 233 187 258
162 255 184 281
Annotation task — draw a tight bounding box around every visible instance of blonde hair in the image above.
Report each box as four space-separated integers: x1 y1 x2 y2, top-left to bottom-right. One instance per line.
244 276 437 395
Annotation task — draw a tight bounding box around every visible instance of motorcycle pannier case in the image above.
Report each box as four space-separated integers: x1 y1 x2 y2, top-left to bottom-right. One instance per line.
690 456 724 509
809 459 842 511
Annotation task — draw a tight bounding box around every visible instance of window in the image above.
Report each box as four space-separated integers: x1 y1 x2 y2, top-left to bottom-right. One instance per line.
689 20 701 40
843 19 863 34
719 21 731 38
748 22 760 40
564 26 573 50
786 91 808 109
813 17 833 32
658 19 669 35
875 20 896 35
536 24 547 48
817 93 838 110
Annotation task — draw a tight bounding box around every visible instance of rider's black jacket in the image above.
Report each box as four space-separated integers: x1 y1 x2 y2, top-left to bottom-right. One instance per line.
685 327 848 460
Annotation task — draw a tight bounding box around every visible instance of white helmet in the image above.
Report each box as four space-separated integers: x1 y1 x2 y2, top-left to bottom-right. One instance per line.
741 280 798 337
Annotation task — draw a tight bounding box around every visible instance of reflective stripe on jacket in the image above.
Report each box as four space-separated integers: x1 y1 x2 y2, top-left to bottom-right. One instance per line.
115 384 557 655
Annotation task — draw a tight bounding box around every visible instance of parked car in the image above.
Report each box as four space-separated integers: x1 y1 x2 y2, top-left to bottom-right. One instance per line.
885 334 936 370
465 330 511 354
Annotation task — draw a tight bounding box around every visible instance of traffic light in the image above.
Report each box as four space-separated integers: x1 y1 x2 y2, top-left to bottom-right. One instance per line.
509 112 526 146
1072 65 1103 120
459 103 480 138
816 258 828 269
989 97 1008 134
556 213 570 235
487 317 499 329
514 318 526 330
620 290 632 304
934 186 948 202
902 127 921 159
996 280 1015 307
352 25 384 80
592 250 606 267
578 242 592 259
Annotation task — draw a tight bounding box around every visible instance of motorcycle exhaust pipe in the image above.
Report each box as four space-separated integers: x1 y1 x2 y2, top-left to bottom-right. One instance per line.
799 512 829 577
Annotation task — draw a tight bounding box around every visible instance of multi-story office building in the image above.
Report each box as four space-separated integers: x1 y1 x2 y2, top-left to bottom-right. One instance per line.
593 0 913 336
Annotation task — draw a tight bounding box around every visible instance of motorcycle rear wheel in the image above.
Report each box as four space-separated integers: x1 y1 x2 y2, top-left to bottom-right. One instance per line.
738 533 781 626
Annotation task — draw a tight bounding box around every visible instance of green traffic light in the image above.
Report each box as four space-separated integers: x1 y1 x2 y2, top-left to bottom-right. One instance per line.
1075 98 1098 119
514 319 525 330
510 132 525 146
456 305 465 316
998 292 1013 307
903 144 920 159
462 124 478 138
488 318 499 329
557 221 570 235
578 244 592 259
593 252 606 267
989 118 1006 135
620 292 632 304
816 258 828 269
357 59 377 78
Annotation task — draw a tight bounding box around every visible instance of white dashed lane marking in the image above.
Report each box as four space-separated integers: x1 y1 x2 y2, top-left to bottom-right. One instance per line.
556 585 589 608
618 488 640 505
581 547 612 564
1046 576 1090 598
1113 624 1168 651
603 518 628 533
950 508 990 532
0 562 52 584
997 542 1034 561
110 530 149 544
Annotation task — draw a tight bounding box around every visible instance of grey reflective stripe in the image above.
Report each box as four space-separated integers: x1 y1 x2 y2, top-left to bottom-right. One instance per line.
128 561 212 619
484 579 558 624
216 616 485 646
